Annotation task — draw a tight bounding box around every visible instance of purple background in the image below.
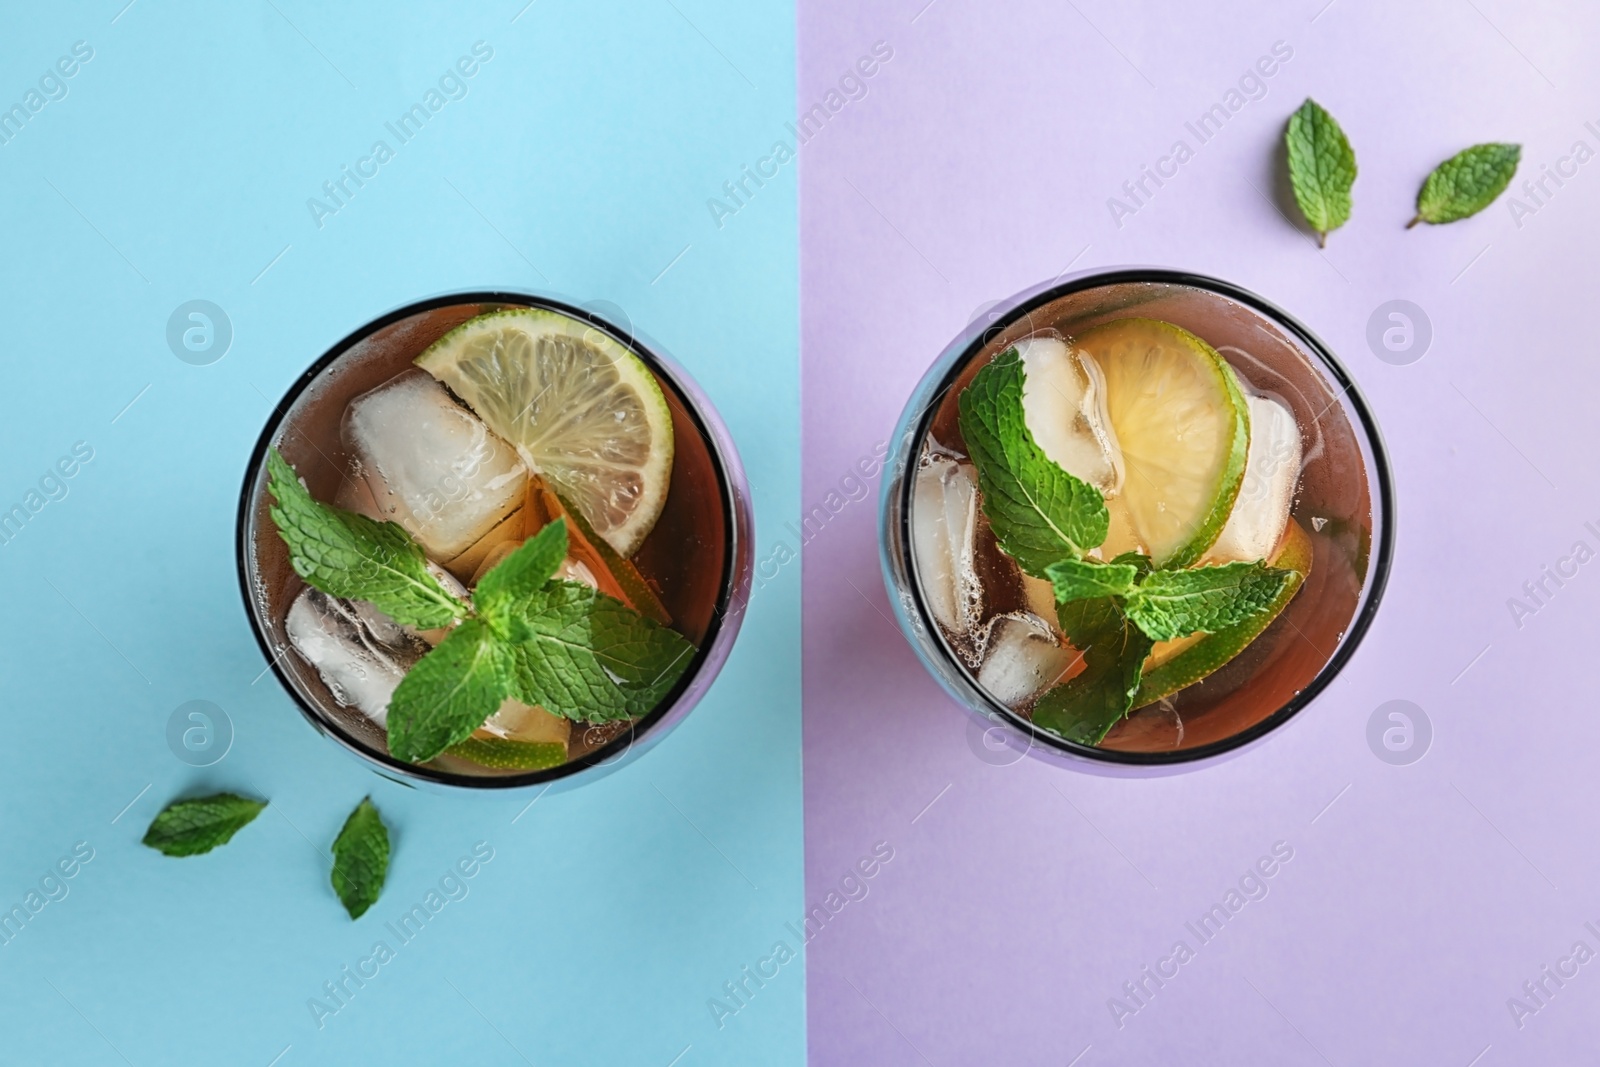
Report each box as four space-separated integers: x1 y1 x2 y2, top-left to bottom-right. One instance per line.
799 1 1600 1063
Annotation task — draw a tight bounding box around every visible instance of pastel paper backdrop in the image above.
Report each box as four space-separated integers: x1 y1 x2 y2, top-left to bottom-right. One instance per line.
0 2 800 1064
799 1 1600 1064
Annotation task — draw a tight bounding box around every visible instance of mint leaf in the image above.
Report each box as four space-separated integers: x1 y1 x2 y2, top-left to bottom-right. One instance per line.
141 793 266 857
957 348 1109 576
386 619 512 763
1045 557 1140 605
506 582 696 723
1123 561 1293 642
330 797 389 919
475 519 569 640
1285 98 1356 247
446 737 568 771
1031 598 1151 745
1410 143 1520 227
266 449 466 629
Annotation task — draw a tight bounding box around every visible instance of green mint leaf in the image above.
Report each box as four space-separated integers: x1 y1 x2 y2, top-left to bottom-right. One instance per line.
1031 598 1151 745
1285 98 1356 247
446 737 568 771
505 582 696 723
141 793 266 857
1410 143 1520 227
1123 561 1294 642
330 797 390 919
1045 557 1140 605
956 348 1109 576
266 449 466 629
475 519 569 640
386 619 513 763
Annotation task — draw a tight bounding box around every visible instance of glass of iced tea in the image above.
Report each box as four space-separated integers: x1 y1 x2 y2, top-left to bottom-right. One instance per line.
238 293 752 789
880 270 1392 765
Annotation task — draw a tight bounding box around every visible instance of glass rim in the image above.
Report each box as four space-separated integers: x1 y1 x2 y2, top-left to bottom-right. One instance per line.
884 267 1396 767
235 289 753 791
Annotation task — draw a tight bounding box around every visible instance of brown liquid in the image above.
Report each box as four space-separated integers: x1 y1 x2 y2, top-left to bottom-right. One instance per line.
920 282 1374 753
244 300 731 775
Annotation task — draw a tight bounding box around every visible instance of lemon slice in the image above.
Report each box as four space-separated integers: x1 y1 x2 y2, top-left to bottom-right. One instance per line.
416 308 674 558
1132 517 1312 707
1074 318 1250 568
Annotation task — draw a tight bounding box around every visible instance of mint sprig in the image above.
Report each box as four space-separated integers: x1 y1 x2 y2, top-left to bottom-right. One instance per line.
1032 597 1152 745
505 582 696 722
386 619 513 763
474 518 570 642
1409 143 1520 228
142 793 266 857
266 449 466 628
1285 98 1356 248
955 347 1303 744
330 797 390 919
1045 557 1140 602
956 347 1108 576
267 454 697 765
1122 562 1294 642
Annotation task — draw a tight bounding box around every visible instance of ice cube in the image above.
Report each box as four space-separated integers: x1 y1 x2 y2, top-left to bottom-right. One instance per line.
343 369 527 561
977 612 1080 708
1018 336 1124 496
1204 395 1301 564
285 587 430 726
912 454 982 638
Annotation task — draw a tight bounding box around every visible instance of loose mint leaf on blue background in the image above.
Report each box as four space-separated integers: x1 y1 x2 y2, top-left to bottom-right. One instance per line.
506 582 696 723
330 797 389 920
1031 598 1151 745
265 449 466 629
957 348 1109 576
141 793 266 857
386 619 512 763
475 519 569 640
1285 97 1356 247
1410 143 1520 227
1045 557 1140 605
1123 561 1293 642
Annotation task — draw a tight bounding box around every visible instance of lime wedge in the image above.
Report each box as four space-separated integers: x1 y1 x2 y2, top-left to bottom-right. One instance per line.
1132 517 1312 707
1075 318 1250 568
417 308 674 558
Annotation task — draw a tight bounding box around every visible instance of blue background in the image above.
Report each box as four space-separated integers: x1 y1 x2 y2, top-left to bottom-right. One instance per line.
0 2 800 1064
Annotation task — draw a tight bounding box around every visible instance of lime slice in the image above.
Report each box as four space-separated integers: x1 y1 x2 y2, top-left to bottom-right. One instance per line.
1075 318 1250 568
417 308 674 558
1132 517 1312 707
444 738 567 771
